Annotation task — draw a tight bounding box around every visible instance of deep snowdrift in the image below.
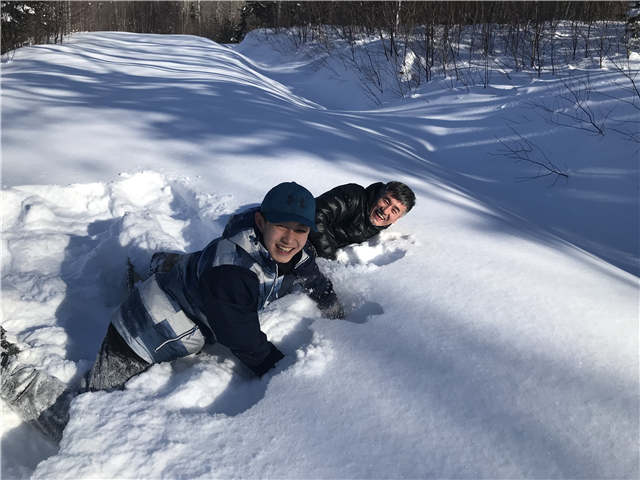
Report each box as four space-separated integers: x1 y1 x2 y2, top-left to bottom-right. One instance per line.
1 31 638 479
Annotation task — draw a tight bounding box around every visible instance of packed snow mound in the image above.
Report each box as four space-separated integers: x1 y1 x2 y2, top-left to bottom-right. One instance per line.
231 29 375 109
1 171 232 376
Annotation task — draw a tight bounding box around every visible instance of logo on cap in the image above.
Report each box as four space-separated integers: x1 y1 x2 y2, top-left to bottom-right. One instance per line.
261 182 317 231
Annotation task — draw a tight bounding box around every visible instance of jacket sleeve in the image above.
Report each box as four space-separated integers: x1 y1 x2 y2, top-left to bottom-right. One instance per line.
295 254 344 319
198 265 284 377
309 184 364 259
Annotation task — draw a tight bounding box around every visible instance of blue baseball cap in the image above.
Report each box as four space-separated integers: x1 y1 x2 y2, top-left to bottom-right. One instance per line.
260 182 317 231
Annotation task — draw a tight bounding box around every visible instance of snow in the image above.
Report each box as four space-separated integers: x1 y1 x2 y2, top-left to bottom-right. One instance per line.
1 30 639 478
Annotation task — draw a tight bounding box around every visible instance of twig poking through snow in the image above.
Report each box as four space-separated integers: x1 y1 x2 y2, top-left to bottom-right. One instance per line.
492 125 569 184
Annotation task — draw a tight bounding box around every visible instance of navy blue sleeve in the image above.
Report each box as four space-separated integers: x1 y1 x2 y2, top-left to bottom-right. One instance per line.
199 265 284 377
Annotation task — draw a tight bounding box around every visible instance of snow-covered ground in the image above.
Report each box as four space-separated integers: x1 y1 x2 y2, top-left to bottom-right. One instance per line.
1 30 638 479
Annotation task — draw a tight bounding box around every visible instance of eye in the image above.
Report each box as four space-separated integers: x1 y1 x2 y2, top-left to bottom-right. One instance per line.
384 198 390 205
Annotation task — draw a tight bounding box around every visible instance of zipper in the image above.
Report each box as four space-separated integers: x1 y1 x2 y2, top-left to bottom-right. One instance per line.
154 326 199 352
265 263 278 304
294 249 309 269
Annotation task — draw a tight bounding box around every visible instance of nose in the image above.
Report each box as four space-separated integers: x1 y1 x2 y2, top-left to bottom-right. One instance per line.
281 229 292 244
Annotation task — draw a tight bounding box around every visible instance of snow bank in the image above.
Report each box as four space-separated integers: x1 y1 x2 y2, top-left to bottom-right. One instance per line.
2 31 638 479
1 171 231 375
2 167 638 479
3 32 638 276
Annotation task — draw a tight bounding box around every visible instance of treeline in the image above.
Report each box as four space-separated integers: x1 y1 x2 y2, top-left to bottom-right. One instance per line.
241 1 628 31
241 1 634 98
1 1 632 56
241 1 630 62
2 2 70 53
1 1 243 54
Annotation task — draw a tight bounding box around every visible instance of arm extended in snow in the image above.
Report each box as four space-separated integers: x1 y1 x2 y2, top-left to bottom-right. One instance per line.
295 253 345 319
199 265 284 377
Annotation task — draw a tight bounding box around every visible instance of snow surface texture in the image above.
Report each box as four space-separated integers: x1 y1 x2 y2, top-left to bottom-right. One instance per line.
1 31 638 478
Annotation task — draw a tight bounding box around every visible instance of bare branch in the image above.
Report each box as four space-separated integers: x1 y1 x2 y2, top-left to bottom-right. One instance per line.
491 125 569 183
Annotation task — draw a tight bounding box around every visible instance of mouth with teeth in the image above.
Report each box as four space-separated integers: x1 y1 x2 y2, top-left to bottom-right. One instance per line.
276 244 295 255
371 207 387 225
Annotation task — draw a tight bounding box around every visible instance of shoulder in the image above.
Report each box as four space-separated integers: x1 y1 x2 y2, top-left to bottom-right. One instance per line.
364 182 385 207
316 183 368 213
365 182 385 198
318 183 366 200
222 207 259 238
197 228 263 280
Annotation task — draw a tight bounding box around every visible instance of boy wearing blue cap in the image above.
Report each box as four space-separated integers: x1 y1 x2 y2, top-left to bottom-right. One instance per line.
1 182 343 442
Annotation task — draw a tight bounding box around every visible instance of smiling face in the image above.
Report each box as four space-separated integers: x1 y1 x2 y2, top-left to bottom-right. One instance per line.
255 212 310 263
369 193 407 227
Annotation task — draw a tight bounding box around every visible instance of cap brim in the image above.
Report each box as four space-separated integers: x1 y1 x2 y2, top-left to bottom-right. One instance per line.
262 211 317 232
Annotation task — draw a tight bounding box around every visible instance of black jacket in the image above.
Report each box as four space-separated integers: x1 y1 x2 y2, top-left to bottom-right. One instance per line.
309 183 388 259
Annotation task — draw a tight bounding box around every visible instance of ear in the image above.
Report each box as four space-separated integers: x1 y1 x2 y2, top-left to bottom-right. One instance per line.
400 202 410 217
254 211 265 233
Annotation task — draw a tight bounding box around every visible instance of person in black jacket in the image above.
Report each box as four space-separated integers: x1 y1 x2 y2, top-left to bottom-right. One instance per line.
309 181 416 260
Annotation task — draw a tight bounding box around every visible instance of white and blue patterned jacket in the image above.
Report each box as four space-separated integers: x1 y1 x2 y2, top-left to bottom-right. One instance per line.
112 208 341 376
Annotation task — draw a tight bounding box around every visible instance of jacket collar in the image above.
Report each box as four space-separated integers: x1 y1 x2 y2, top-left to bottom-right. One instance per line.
365 182 386 211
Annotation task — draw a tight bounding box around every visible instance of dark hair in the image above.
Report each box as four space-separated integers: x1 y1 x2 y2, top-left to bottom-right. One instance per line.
384 181 416 212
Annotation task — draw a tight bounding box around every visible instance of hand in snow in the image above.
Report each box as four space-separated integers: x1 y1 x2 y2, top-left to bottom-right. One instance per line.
321 299 345 320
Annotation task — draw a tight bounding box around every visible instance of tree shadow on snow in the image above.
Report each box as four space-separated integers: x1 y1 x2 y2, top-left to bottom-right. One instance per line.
1 418 58 480
3 35 637 276
2 217 150 480
289 307 638 478
55 218 139 363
